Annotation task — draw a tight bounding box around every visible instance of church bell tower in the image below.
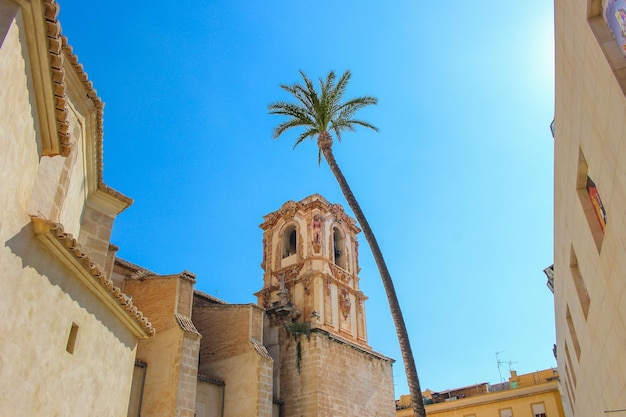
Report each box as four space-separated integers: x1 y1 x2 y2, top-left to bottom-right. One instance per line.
255 194 395 417
255 193 368 345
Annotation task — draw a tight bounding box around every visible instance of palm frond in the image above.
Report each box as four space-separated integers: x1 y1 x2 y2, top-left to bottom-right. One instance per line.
293 127 319 149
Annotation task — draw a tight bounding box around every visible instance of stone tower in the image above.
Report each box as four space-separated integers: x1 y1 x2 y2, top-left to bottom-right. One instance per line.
255 194 395 417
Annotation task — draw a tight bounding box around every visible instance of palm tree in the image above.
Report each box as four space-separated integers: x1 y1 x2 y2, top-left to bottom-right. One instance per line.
268 70 426 417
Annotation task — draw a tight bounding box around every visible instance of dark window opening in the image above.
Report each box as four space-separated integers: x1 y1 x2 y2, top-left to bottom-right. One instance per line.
282 225 297 258
66 322 78 354
333 228 346 269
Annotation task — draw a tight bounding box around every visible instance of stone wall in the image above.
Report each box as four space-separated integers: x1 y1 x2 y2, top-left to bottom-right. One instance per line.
176 332 201 417
279 329 395 417
193 304 273 417
194 303 264 363
126 274 200 417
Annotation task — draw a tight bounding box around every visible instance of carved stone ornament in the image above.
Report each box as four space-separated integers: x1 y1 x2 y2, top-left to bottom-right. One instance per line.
325 276 332 294
357 292 365 310
330 204 348 224
261 288 271 309
303 277 311 295
311 213 324 253
273 263 304 285
329 263 352 285
280 200 301 221
261 235 269 270
340 288 351 319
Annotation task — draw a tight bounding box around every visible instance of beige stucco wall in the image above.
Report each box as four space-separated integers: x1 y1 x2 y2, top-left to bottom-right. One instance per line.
0 7 40 244
0 5 141 417
0 235 137 416
195 379 224 417
199 350 272 417
135 326 184 416
554 0 626 415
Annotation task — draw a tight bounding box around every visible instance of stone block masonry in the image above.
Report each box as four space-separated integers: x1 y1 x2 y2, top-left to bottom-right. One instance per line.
279 328 395 417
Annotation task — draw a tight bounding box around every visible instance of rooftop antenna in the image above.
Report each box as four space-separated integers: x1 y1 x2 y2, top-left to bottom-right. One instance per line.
496 351 505 382
496 351 518 382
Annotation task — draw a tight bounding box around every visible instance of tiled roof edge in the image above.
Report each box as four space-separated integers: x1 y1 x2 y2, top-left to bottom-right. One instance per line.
31 216 155 337
193 289 228 305
42 0 70 156
175 313 201 336
42 0 132 208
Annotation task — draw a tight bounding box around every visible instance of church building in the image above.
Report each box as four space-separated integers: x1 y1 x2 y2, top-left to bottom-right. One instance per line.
0 1 396 416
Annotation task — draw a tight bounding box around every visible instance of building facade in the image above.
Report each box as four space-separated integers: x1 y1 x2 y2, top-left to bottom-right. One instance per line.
396 369 565 417
554 0 626 415
0 1 154 415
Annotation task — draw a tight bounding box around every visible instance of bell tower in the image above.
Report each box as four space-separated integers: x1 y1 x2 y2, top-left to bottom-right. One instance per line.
255 195 395 417
255 194 368 345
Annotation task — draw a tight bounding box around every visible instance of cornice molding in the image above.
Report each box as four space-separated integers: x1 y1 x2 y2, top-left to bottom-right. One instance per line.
31 216 155 338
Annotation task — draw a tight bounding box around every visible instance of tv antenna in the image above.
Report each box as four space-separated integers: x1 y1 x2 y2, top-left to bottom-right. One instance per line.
496 351 518 382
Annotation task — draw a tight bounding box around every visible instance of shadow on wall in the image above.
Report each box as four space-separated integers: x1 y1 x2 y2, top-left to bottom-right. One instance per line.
5 223 137 350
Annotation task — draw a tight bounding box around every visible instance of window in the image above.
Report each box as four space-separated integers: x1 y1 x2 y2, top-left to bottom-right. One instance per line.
602 0 626 57
333 227 346 269
576 150 605 251
566 305 582 361
587 0 626 95
565 341 578 387
66 322 79 354
585 177 607 232
532 402 547 417
570 247 591 319
499 408 513 417
282 225 297 258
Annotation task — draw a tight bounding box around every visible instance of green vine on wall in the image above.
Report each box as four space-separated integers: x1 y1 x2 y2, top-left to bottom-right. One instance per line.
285 321 311 374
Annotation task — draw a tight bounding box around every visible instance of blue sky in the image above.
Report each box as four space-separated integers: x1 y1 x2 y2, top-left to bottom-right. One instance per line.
58 0 556 395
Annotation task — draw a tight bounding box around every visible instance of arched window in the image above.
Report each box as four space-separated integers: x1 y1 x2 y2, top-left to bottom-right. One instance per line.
282 225 297 258
333 227 346 269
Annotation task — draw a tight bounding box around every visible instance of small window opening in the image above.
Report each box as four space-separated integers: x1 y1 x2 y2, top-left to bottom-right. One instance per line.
282 225 297 258
531 402 547 417
602 0 626 58
570 247 591 319
333 228 346 269
585 177 607 232
66 322 79 354
566 305 582 361
565 341 577 387
499 408 513 417
576 150 605 251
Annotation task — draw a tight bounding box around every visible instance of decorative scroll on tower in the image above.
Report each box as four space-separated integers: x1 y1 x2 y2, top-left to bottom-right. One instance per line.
255 194 368 345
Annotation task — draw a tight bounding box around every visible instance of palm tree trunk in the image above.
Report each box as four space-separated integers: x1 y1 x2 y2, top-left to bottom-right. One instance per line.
318 131 426 417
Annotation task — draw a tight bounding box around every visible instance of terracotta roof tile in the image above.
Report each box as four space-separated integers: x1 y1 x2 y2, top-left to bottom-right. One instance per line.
175 313 201 336
31 216 155 337
251 338 272 360
42 0 70 156
42 0 132 208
